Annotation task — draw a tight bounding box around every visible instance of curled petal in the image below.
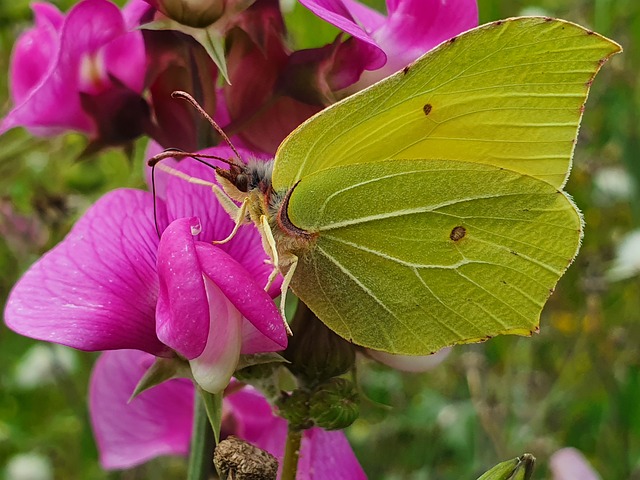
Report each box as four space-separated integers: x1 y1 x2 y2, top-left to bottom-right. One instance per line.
299 0 386 70
196 242 287 350
89 350 194 469
189 278 243 393
156 217 210 359
4 189 168 356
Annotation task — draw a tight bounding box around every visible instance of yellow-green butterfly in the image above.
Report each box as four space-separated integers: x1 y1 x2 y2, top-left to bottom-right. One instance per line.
210 17 621 355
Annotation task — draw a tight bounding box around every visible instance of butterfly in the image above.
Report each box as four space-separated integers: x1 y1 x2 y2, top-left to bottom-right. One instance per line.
167 17 621 355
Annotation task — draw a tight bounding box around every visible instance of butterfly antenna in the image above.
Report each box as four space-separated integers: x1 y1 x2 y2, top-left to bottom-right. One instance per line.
171 91 243 165
148 148 233 239
151 160 161 239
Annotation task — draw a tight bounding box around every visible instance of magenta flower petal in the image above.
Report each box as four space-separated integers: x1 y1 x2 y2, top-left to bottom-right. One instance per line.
4 189 169 356
101 30 146 93
195 242 287 350
299 0 386 69
89 350 194 469
150 146 281 296
8 3 62 104
1 0 146 136
156 217 210 359
226 387 366 479
373 0 478 74
189 278 243 393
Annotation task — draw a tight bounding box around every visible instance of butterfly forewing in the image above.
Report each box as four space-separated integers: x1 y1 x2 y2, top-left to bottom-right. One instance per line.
272 17 621 191
285 160 581 354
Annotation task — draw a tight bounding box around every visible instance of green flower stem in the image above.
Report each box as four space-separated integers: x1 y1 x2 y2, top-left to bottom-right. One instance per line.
281 425 303 480
187 392 215 480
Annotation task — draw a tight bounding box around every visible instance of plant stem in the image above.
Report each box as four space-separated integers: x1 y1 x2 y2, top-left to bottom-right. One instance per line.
187 392 215 480
281 425 303 480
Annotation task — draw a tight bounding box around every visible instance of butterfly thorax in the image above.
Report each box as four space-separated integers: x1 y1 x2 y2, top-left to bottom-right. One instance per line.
216 159 317 262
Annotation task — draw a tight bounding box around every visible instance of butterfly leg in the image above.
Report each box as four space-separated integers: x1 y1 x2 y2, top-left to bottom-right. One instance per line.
211 190 249 245
278 253 298 330
259 215 293 336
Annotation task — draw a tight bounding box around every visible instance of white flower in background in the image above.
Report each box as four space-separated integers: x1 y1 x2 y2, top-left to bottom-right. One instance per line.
550 447 601 480
519 6 550 16
368 347 451 372
4 453 53 480
607 229 640 281
593 167 636 205
13 344 77 389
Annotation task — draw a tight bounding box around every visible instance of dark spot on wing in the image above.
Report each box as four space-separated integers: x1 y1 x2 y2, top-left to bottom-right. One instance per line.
448 36 457 44
423 104 432 116
450 226 466 241
402 65 410 75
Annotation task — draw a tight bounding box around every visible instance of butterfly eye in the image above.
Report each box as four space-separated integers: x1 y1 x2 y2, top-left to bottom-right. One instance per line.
235 173 249 192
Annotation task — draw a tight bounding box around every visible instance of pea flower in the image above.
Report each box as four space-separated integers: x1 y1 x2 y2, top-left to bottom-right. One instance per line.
300 0 479 88
4 146 287 393
90 349 366 478
1 0 148 148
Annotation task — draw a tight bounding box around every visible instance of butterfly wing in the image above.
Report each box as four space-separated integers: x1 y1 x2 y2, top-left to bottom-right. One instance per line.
285 160 581 354
272 17 621 191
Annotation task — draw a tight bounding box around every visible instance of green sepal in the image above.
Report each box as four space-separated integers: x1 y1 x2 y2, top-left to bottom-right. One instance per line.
130 355 191 401
140 20 230 84
199 387 223 444
476 454 535 480
236 352 289 371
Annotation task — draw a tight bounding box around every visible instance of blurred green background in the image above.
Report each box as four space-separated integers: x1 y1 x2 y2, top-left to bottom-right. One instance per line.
1 0 639 478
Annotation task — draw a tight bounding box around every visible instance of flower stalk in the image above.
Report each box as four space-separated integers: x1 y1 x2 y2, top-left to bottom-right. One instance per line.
281 425 303 480
187 392 216 480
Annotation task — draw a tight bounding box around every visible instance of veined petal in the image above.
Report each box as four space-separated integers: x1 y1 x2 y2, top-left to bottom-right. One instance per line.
156 217 210 359
89 350 194 469
189 278 243 393
4 189 168 356
196 242 287 350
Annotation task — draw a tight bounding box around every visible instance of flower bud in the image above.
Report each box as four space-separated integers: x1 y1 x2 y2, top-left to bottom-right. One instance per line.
284 302 356 384
309 378 360 431
152 0 225 28
275 389 313 430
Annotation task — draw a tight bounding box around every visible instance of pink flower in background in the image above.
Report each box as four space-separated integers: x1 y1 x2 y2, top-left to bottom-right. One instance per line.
550 448 601 480
301 0 479 88
4 147 287 393
1 0 147 140
90 349 366 478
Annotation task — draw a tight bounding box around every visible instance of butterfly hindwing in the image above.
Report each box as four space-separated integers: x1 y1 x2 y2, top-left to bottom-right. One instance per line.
285 160 581 354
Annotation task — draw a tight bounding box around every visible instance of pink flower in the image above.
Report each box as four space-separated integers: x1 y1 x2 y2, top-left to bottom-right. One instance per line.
4 146 287 392
550 448 601 480
1 0 147 143
300 0 479 88
90 349 366 478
